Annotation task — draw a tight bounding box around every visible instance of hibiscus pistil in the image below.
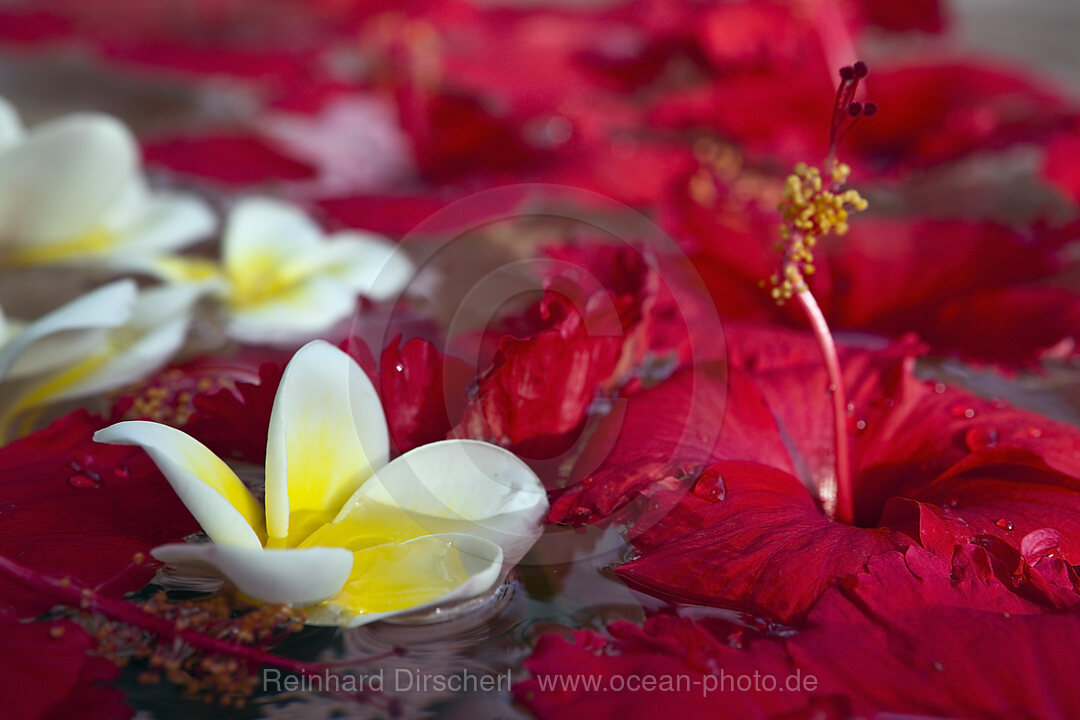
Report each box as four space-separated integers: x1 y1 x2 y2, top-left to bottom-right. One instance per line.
765 64 876 524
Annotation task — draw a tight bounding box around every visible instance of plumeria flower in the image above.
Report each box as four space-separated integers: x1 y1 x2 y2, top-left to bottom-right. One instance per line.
94 340 548 626
0 279 205 441
0 96 214 269
149 198 415 346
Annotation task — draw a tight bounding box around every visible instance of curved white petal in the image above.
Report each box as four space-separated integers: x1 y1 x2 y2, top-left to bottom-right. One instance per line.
95 421 265 547
0 114 136 246
1 327 110 382
306 533 503 627
337 439 548 566
265 340 390 545
295 231 415 301
107 189 216 255
223 276 355 346
127 282 210 329
0 96 23 150
222 197 323 278
31 290 196 405
0 279 136 382
151 543 353 605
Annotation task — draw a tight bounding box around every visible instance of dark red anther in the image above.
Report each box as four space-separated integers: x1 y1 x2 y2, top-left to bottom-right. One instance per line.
828 61 876 163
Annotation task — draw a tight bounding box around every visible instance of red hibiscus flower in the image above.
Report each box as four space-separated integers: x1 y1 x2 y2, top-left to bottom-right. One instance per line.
552 323 1080 624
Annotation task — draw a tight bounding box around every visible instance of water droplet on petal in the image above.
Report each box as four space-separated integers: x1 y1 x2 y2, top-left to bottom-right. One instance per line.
826 383 836 396
934 383 946 394
68 473 99 489
996 518 1015 531
1027 427 1043 439
948 403 976 419
933 661 944 672
855 419 867 432
113 465 130 479
395 363 404 372
845 401 855 417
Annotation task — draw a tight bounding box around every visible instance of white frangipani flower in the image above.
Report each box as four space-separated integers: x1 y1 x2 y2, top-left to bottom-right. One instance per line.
95 341 548 626
0 96 214 269
144 198 415 347
219 198 415 345
0 279 205 440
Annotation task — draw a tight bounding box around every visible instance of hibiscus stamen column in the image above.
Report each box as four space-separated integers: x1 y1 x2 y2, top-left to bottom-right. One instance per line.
765 64 875 523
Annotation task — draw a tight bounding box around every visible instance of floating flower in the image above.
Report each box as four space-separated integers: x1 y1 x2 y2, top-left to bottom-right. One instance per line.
151 198 415 346
0 96 214 269
0 280 204 441
95 340 548 626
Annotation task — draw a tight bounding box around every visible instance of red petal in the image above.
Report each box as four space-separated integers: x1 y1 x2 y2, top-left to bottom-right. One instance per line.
517 615 805 720
617 461 902 622
379 335 471 453
0 411 198 616
142 133 317 185
0 616 129 720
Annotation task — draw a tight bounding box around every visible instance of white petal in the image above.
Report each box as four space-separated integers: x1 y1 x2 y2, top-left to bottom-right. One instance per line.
222 197 323 277
95 421 265 548
295 231 415 301
265 340 390 544
0 279 136 382
338 439 548 567
306 533 503 627
107 188 216 255
152 543 353 605
40 302 192 403
223 276 355 346
0 114 137 245
0 96 23 150
127 282 211 329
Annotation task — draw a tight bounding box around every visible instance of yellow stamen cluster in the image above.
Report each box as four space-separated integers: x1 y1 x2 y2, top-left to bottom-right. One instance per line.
124 370 229 426
688 138 783 211
89 592 306 707
767 162 868 305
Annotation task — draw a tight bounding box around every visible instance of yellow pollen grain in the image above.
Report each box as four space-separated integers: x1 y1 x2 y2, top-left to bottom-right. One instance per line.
765 161 868 305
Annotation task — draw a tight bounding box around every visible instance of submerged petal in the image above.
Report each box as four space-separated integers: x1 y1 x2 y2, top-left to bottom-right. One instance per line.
152 543 352 605
336 439 548 566
265 341 389 545
307 532 504 627
94 421 265 548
